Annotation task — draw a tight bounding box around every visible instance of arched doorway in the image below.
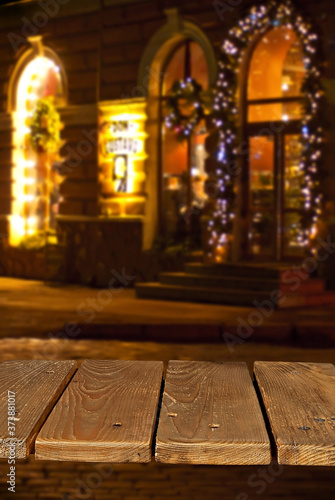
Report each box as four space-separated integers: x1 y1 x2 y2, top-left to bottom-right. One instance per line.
160 40 210 247
243 26 306 260
210 1 324 264
10 51 66 246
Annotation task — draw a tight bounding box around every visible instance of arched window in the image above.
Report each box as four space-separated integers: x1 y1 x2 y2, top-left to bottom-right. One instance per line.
11 53 66 246
160 40 209 244
244 26 307 260
248 26 305 121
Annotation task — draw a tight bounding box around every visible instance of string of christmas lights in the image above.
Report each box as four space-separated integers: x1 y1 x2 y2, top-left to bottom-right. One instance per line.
209 0 324 261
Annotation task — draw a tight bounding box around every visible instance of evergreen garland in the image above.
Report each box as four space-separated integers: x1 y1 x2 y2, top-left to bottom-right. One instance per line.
28 96 63 154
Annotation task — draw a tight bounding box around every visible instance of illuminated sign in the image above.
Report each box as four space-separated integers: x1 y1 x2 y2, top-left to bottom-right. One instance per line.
105 137 142 155
113 155 128 193
99 100 148 200
105 121 143 155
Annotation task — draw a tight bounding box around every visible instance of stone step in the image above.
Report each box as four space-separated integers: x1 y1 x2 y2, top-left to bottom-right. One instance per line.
185 262 311 281
281 292 335 308
135 283 278 308
184 251 204 263
135 283 335 309
136 283 278 306
159 272 325 294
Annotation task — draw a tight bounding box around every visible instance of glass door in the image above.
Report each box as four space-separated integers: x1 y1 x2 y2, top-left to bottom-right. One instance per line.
248 134 276 259
242 25 308 261
246 129 305 261
281 134 305 258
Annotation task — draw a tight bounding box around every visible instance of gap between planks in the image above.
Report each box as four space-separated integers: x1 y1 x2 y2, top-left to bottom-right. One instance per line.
0 360 77 460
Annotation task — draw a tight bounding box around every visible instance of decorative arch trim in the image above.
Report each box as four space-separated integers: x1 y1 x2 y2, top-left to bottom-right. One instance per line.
138 8 217 93
8 36 68 112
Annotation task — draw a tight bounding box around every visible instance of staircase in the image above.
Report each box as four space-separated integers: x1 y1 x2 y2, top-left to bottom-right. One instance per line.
135 262 335 308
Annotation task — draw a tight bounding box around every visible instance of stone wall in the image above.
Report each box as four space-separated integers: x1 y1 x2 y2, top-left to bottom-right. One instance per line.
0 457 334 500
0 240 46 280
58 217 143 286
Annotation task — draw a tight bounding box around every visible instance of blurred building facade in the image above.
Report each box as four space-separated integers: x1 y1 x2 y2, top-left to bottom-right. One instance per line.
0 0 334 286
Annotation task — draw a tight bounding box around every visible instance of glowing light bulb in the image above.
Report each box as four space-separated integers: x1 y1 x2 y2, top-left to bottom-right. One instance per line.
31 80 41 88
17 111 29 119
24 195 34 202
11 216 25 238
27 217 37 227
24 178 35 186
282 114 289 122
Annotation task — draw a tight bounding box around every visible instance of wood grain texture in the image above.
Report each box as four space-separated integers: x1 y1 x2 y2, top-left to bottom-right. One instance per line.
0 360 77 459
35 360 163 463
254 361 335 466
155 361 271 465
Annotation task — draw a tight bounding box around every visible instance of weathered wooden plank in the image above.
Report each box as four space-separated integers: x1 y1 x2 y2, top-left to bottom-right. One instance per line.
0 360 77 459
35 360 163 463
254 361 335 466
155 361 271 465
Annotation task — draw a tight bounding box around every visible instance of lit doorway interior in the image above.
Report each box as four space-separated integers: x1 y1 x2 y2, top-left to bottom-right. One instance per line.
242 26 307 261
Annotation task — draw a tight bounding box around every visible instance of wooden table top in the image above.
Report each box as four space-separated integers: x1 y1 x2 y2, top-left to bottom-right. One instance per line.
0 360 334 466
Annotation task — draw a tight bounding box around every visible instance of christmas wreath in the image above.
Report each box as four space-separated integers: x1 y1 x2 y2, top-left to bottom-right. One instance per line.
28 96 63 154
165 77 205 141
